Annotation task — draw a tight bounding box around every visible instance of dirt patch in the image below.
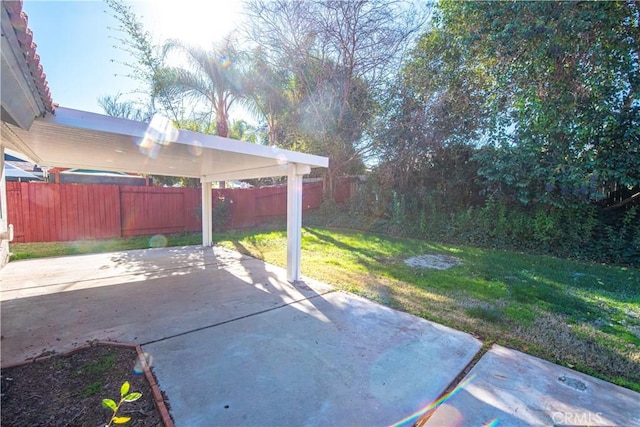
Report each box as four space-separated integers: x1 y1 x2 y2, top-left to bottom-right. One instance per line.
404 254 462 270
1 344 164 426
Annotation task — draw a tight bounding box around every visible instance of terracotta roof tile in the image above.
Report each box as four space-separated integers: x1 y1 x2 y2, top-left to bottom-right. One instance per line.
4 0 54 113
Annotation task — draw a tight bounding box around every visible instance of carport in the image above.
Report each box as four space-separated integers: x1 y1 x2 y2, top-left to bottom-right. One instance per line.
2 108 327 281
0 1 327 280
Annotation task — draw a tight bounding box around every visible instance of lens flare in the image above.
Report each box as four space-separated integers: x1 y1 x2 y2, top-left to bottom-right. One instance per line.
389 374 477 427
133 352 154 375
149 234 168 248
220 56 232 68
188 140 203 157
271 146 288 166
138 115 179 158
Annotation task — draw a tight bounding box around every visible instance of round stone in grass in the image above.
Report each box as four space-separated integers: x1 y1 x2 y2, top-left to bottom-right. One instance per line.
404 254 462 270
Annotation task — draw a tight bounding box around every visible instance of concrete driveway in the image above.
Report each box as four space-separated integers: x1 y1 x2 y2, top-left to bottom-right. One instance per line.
2 246 639 426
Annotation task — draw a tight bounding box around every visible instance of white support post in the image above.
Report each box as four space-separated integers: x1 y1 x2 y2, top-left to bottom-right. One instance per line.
286 163 304 282
0 144 10 267
201 179 212 247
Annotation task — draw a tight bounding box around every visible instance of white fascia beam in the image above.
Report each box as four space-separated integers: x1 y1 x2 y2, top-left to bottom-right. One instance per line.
202 163 311 183
0 123 43 163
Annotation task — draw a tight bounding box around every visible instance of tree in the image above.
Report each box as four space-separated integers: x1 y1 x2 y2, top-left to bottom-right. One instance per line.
406 0 640 208
156 36 247 138
243 47 297 147
243 0 430 196
98 93 151 122
103 0 183 121
228 119 261 144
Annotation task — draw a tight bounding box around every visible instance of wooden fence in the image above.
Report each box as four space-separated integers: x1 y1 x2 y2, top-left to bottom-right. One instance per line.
6 181 330 243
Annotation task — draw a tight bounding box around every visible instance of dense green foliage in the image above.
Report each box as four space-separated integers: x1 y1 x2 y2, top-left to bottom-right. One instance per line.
401 1 639 208
369 1 639 264
309 195 640 265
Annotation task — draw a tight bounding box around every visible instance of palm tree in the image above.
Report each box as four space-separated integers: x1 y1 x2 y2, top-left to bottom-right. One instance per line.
98 93 152 122
243 49 298 147
157 36 245 137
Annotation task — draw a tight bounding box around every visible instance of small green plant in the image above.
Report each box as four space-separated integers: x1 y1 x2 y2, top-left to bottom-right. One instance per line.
102 381 142 426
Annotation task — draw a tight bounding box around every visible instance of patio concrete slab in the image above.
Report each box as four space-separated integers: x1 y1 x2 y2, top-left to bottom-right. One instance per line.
7 246 636 426
0 245 300 300
144 291 482 426
424 345 640 427
2 245 483 425
1 246 332 365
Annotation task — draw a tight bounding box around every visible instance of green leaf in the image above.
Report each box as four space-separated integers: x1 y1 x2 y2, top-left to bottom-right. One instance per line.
123 392 142 402
120 381 130 397
102 399 117 411
113 416 131 424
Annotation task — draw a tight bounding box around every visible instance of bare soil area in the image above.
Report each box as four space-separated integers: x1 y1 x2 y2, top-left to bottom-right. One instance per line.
404 254 462 270
1 344 164 427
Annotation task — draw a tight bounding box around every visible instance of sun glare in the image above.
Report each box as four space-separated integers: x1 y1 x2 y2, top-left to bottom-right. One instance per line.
137 1 244 48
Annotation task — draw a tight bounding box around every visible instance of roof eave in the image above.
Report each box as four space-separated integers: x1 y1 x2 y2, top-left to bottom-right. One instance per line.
0 1 53 130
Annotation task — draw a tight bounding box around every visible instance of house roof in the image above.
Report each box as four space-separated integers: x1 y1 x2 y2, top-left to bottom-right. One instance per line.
5 159 40 172
2 0 54 113
4 162 41 180
4 150 43 176
2 107 328 180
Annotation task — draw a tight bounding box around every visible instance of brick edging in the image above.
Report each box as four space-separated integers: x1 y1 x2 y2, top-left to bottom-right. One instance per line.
1 341 174 427
132 344 174 427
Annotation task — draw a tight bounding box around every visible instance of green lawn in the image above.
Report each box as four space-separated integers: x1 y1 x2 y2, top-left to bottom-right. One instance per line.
9 232 202 261
213 226 640 392
9 227 639 391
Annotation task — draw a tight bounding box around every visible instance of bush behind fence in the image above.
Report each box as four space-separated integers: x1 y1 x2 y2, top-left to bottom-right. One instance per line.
305 184 640 266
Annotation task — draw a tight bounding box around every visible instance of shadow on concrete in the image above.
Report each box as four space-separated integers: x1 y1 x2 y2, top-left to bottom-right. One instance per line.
1 246 332 364
1 245 482 426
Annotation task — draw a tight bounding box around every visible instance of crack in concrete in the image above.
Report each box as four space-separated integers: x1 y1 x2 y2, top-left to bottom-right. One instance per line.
139 290 337 346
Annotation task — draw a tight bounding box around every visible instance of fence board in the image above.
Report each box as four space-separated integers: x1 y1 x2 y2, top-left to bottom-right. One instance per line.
6 183 120 242
80 185 91 239
6 183 25 242
183 189 201 230
68 185 80 240
6 180 347 242
302 182 323 211
334 177 353 204
59 184 68 241
255 186 287 223
120 186 199 236
217 188 257 229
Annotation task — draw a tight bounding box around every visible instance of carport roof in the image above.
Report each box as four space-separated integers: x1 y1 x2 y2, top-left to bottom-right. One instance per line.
3 107 328 180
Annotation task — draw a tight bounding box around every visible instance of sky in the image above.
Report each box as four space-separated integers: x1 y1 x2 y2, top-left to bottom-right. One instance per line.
22 0 245 115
